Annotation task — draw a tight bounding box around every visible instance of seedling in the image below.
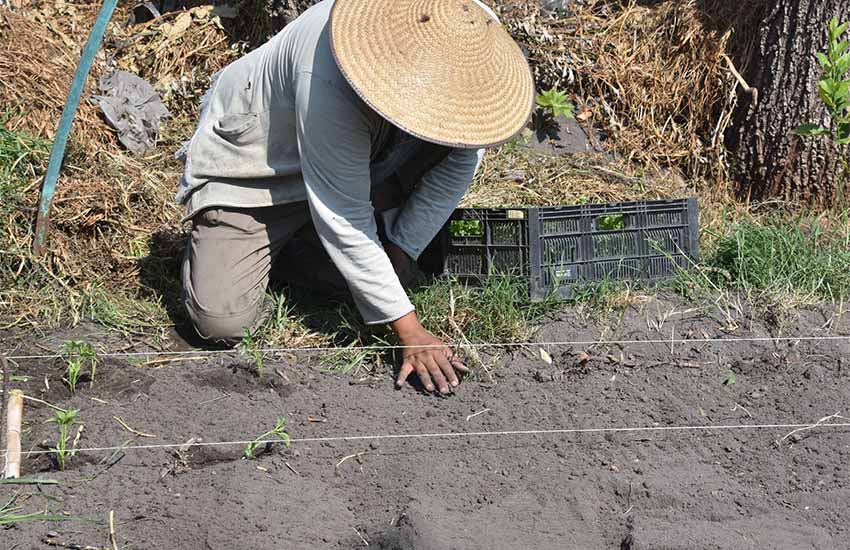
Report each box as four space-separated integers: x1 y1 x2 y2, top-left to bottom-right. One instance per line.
244 417 290 459
61 340 98 392
794 18 850 203
239 329 265 380
449 219 483 237
46 408 80 471
536 88 575 119
598 214 626 231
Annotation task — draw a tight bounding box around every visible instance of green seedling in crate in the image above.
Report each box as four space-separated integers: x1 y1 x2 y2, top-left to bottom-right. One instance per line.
449 219 483 237
61 340 98 392
46 408 80 471
244 417 291 459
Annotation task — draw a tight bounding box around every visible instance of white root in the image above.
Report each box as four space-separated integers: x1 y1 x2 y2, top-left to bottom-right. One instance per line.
3 389 23 479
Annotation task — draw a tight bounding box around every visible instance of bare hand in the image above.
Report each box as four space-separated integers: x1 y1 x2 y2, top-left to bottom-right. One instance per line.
391 312 468 394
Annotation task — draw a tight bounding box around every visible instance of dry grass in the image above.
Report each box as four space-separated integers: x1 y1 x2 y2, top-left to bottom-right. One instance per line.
0 4 230 332
113 5 246 118
469 148 687 208
0 8 111 148
493 0 753 183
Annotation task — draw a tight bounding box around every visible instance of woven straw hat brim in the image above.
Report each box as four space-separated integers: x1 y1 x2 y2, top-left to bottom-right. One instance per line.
330 0 535 149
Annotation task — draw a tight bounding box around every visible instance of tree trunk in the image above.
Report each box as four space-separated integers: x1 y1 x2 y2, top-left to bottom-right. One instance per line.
727 0 850 206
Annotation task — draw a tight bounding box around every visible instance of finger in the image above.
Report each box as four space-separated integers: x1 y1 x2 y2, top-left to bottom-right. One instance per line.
414 361 435 393
450 357 470 373
396 362 415 387
435 352 459 387
425 355 451 395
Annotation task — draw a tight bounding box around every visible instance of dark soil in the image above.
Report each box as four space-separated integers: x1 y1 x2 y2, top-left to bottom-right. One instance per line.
2 294 850 549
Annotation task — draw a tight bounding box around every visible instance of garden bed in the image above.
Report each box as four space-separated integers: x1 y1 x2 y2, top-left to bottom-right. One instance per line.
3 294 849 549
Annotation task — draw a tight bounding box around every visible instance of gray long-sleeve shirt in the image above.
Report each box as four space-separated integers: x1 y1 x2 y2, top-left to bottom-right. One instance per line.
177 0 487 324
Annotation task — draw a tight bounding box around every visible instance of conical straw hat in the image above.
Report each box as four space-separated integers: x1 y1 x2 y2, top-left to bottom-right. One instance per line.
330 0 535 148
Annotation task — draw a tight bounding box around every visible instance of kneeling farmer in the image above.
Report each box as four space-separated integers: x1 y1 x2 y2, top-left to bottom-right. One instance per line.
177 0 534 393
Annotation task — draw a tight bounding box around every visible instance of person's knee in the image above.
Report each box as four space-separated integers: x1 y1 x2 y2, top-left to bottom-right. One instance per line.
184 299 259 345
180 277 262 344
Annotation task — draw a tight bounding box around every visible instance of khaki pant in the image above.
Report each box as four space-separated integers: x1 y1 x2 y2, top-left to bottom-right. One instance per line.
181 135 452 343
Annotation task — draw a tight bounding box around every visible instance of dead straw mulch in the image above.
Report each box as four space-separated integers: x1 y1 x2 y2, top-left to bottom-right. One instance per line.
494 0 747 183
112 5 246 118
0 4 240 330
0 8 111 149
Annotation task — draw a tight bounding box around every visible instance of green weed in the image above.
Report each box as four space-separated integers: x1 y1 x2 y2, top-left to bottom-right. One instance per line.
46 408 81 471
244 417 291 459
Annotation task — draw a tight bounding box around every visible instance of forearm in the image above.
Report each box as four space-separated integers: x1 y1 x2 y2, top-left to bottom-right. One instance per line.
385 148 483 259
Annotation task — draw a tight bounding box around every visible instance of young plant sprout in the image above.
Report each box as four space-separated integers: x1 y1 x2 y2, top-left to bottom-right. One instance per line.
536 88 575 119
794 18 850 201
794 18 850 145
238 329 265 380
61 340 98 392
46 408 80 471
244 417 290 459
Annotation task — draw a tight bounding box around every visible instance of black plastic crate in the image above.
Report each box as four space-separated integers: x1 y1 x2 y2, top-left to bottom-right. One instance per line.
432 198 699 300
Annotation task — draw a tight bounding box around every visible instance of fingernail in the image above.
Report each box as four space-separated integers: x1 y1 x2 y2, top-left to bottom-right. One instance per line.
426 385 434 391
451 380 459 386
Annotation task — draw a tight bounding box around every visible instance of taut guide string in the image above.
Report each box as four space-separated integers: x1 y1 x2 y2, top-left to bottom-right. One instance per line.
5 334 850 361
2 336 848 460
3 418 850 459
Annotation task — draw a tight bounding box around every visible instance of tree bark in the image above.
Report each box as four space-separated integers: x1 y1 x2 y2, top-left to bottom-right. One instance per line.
727 0 850 206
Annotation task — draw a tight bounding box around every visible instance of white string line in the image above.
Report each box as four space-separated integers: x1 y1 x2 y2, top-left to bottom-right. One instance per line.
5 334 850 361
7 421 850 458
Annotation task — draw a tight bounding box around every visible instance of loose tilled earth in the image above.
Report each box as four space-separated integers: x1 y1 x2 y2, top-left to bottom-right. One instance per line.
2 294 850 549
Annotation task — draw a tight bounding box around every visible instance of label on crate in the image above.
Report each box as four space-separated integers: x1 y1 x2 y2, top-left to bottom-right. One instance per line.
506 210 525 220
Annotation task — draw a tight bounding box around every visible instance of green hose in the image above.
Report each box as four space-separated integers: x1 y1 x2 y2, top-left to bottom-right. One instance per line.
34 0 119 255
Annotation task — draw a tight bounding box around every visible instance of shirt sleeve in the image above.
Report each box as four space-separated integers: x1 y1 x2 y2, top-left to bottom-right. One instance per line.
294 73 414 324
384 148 484 260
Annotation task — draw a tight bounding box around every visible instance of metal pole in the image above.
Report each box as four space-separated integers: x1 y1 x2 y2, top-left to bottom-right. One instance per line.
33 0 119 255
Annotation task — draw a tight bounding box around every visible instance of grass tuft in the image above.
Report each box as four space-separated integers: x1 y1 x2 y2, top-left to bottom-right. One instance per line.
705 217 850 304
411 275 559 344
